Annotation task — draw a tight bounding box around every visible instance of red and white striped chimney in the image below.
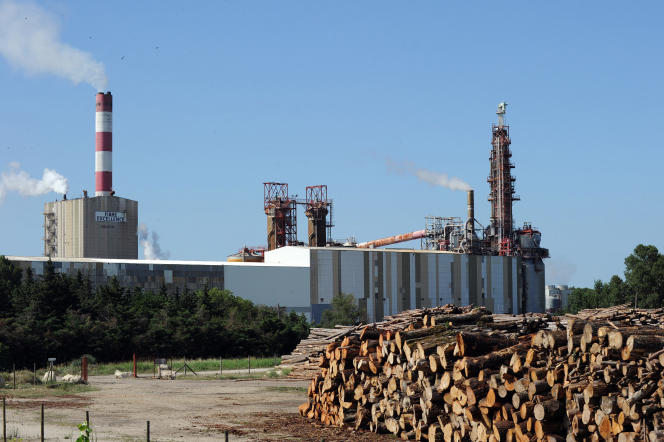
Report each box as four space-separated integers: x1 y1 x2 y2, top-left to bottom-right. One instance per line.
95 92 112 196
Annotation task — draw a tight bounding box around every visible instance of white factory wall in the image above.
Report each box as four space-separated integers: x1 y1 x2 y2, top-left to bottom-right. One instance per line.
264 246 310 266
223 264 310 309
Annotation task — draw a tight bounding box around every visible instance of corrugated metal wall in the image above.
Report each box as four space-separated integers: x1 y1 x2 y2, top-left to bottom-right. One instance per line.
309 249 532 322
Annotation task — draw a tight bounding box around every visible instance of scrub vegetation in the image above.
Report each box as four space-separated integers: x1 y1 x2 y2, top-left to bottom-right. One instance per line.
563 244 664 313
0 257 309 369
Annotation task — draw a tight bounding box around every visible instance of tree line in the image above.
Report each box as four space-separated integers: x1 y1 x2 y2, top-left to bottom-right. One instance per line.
0 257 309 368
563 244 664 313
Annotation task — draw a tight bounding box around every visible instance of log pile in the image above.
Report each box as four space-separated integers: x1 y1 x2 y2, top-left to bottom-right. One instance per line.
298 305 664 441
280 304 513 378
279 326 355 379
564 309 664 441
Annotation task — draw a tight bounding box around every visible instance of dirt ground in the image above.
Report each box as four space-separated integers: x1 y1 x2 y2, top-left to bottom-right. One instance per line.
2 374 393 441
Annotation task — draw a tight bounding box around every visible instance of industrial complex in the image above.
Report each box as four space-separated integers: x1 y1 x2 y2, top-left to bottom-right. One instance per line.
8 94 549 322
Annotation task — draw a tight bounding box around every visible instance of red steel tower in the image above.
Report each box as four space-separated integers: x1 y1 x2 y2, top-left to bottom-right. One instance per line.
305 185 330 247
264 182 297 250
488 103 519 255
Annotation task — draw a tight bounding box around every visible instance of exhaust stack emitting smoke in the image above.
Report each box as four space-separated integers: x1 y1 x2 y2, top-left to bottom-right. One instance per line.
139 223 170 260
0 0 108 90
0 162 68 204
386 158 472 192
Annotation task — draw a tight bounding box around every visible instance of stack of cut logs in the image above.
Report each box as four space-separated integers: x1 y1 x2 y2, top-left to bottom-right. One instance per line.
299 304 664 441
279 326 355 379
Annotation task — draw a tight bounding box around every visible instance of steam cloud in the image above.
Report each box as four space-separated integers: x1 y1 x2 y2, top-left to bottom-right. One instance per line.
386 158 471 192
0 162 68 204
0 0 108 90
547 258 577 285
139 223 170 260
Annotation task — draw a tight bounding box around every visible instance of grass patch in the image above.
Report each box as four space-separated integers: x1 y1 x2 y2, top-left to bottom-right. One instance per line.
64 356 282 376
0 382 96 399
170 368 291 381
3 356 282 380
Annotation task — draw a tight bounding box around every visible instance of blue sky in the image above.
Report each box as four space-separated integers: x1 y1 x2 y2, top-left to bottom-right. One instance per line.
0 1 662 288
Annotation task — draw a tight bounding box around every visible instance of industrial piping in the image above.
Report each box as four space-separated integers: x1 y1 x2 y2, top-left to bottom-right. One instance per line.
356 230 426 249
95 92 112 196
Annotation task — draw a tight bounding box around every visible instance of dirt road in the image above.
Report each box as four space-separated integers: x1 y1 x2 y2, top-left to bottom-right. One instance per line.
2 375 391 441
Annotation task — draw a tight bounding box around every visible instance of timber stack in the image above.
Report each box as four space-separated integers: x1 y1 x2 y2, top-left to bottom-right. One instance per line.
299 304 664 441
279 326 355 379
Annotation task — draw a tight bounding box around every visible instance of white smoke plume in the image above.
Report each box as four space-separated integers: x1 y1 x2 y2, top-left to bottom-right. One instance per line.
546 258 577 285
386 157 471 192
0 0 108 90
0 162 68 204
139 223 170 260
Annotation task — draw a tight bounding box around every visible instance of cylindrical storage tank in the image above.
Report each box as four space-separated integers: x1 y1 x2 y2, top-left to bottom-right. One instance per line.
95 92 112 196
545 292 561 311
524 258 546 313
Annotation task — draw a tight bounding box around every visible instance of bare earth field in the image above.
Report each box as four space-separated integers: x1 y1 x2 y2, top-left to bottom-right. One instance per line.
2 374 393 441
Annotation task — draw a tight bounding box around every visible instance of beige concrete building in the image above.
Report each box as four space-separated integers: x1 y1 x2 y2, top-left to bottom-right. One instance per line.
43 195 138 259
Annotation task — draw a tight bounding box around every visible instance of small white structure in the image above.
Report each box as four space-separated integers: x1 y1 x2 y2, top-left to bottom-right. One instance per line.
546 284 572 312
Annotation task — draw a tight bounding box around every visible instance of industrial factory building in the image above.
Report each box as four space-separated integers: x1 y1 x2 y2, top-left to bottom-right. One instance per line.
43 92 139 260
265 246 539 322
7 246 534 323
10 94 549 321
44 195 138 259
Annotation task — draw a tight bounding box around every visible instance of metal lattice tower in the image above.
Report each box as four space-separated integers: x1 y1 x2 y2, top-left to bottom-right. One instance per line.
264 182 297 250
488 102 519 255
305 185 332 247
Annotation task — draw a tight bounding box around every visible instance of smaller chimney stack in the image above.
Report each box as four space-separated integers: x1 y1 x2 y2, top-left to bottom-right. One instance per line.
466 189 475 241
467 189 474 222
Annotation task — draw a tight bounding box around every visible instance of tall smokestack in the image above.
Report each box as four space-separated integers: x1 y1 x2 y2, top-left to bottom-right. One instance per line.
95 92 112 196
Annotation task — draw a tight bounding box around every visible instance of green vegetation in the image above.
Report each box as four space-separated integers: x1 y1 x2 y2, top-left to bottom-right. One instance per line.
564 244 664 313
76 422 92 442
0 256 309 369
73 356 281 376
319 292 359 328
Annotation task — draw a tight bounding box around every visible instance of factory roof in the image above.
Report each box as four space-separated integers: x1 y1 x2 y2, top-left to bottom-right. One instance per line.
5 256 307 268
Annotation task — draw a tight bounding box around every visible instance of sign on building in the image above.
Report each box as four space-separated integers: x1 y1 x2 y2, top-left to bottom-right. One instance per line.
95 211 127 223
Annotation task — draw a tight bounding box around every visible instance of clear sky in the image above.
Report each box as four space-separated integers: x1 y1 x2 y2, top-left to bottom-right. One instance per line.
0 1 662 288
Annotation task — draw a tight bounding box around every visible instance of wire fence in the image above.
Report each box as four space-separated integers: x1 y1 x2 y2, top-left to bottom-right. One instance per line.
1 399 230 442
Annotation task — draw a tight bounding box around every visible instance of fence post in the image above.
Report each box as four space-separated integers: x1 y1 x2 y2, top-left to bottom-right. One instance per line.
33 363 36 385
86 410 89 428
133 353 137 378
3 396 6 442
248 356 251 375
40 403 44 442
225 430 229 442
12 365 15 390
82 356 88 382
146 420 150 442
219 357 222 375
